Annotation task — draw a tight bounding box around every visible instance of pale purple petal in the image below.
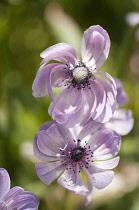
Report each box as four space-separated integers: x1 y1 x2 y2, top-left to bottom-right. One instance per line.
3 186 24 208
33 133 62 162
32 63 59 98
14 191 39 210
39 121 75 147
35 162 65 185
87 129 121 160
89 80 106 122
41 43 79 66
57 165 88 195
81 85 97 125
49 87 84 127
92 156 120 170
3 187 39 210
78 119 101 140
104 109 134 135
0 168 10 200
85 166 114 190
82 25 110 70
115 78 128 107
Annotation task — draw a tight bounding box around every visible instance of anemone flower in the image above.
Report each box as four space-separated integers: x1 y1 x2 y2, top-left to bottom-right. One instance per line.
34 121 121 206
32 25 117 127
0 168 39 210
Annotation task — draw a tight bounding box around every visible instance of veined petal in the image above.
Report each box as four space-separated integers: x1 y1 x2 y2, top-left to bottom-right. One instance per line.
57 165 88 195
3 186 24 205
78 119 102 140
81 86 97 125
32 63 59 98
104 109 134 135
91 156 120 170
89 80 106 122
35 162 65 185
0 168 10 200
115 78 128 107
15 191 39 210
85 166 114 190
49 87 84 127
40 43 79 66
82 25 110 70
88 129 121 160
33 133 62 162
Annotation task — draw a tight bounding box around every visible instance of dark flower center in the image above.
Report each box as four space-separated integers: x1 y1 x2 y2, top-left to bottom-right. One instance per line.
71 147 84 162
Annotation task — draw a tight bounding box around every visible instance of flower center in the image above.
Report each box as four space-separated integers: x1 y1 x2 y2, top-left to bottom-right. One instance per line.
72 66 89 84
71 147 84 162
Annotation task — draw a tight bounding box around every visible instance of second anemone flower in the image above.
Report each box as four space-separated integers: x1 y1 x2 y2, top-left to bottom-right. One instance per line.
32 25 117 127
33 121 121 206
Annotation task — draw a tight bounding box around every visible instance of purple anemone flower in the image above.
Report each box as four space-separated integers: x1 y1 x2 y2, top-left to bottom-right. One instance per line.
33 121 121 206
32 25 117 127
0 168 39 210
80 78 134 136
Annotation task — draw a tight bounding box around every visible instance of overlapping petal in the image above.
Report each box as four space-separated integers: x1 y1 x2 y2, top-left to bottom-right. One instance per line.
0 168 10 200
82 25 110 70
115 78 128 107
87 129 121 160
40 43 79 66
58 165 88 195
104 109 134 135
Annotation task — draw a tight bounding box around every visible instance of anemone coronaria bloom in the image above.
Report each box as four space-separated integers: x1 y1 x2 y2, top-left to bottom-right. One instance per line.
0 168 39 210
32 25 117 127
34 121 121 206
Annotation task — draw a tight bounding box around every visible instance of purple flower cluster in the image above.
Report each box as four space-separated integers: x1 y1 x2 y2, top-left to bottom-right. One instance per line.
0 168 39 210
32 25 134 206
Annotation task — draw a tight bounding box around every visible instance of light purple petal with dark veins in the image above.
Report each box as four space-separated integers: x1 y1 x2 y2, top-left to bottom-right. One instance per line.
49 87 84 127
40 121 75 147
78 119 102 140
89 80 106 122
91 156 120 170
115 78 128 107
15 191 39 210
0 168 10 200
33 133 62 162
32 63 59 98
82 25 110 70
57 165 88 195
3 186 24 207
84 165 114 190
40 43 79 66
104 109 134 135
87 129 121 160
35 162 65 185
81 85 97 125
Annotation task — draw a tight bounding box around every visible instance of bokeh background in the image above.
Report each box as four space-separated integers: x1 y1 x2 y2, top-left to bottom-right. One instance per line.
0 0 139 209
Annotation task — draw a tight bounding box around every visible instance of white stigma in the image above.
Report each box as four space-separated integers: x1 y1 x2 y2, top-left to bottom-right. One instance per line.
72 66 88 84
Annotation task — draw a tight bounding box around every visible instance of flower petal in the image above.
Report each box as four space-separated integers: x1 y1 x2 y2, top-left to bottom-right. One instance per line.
78 119 101 140
57 165 88 195
40 43 79 65
82 25 110 70
35 162 65 185
85 167 114 190
14 191 39 210
0 168 10 200
32 63 59 98
104 109 134 135
88 129 121 160
115 78 128 107
49 87 84 127
92 156 120 169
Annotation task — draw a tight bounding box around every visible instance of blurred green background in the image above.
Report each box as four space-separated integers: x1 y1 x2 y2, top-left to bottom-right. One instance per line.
0 0 139 209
